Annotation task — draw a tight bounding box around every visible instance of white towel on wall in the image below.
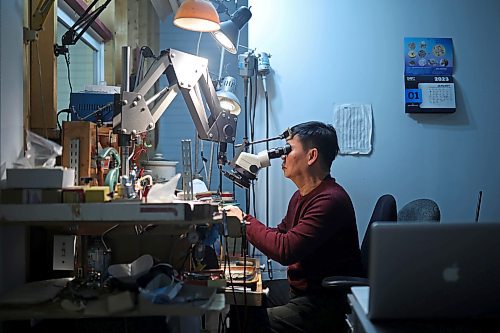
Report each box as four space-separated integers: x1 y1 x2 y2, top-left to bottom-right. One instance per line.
333 104 373 155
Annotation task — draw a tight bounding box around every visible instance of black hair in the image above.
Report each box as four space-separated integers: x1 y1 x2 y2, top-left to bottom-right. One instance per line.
290 121 339 170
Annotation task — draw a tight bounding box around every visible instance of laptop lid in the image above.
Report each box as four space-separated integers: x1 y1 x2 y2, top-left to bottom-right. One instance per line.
368 222 500 320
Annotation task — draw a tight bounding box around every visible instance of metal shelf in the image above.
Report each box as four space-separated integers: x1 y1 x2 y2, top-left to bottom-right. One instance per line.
0 201 216 225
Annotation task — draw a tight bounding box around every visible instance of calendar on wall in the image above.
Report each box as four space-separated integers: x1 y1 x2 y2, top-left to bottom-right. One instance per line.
405 75 456 113
404 37 456 113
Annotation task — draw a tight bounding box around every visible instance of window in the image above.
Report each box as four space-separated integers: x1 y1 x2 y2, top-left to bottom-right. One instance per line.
56 6 104 122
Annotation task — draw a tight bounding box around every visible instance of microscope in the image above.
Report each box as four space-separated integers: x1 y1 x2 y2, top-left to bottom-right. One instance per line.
223 127 293 188
224 143 291 189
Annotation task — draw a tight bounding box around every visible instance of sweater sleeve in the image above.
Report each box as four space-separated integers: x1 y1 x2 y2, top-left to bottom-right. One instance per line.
246 191 347 266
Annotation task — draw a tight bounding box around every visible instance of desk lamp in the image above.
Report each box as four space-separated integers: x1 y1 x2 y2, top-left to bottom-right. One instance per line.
173 0 220 32
216 76 241 115
211 6 252 54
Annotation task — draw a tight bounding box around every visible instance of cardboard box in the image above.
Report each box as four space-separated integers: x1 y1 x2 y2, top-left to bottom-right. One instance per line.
61 121 118 186
62 187 86 203
6 167 75 189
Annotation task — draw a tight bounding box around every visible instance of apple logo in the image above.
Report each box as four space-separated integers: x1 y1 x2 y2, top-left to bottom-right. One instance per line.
442 263 460 282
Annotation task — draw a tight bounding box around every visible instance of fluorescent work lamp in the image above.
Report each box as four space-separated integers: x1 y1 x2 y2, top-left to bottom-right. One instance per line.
173 0 220 32
217 76 241 115
211 6 252 54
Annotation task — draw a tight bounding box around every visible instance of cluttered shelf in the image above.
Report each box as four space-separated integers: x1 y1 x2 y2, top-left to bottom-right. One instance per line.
0 278 224 321
0 257 264 321
0 201 217 225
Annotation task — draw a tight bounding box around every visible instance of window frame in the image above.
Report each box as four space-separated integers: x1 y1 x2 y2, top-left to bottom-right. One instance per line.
56 6 105 85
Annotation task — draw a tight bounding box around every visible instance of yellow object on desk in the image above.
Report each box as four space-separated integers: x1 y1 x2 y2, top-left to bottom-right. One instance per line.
84 186 111 202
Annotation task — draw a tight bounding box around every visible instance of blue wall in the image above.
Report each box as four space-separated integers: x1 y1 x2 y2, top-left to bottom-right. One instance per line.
247 0 500 238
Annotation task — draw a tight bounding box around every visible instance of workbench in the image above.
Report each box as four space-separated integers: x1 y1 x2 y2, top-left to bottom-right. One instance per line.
0 201 225 331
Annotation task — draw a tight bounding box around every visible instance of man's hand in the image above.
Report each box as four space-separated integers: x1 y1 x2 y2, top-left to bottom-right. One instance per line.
212 205 248 238
214 205 245 221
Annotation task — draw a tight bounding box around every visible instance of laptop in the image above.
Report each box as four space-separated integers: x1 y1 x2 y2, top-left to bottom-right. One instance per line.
367 222 500 320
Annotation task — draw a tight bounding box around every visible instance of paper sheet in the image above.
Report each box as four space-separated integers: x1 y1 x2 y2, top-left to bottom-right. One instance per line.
0 278 72 305
333 104 373 155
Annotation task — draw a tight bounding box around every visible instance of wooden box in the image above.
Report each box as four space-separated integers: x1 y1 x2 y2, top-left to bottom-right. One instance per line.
61 121 118 185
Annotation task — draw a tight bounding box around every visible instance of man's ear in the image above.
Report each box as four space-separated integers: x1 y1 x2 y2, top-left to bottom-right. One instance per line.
307 148 319 166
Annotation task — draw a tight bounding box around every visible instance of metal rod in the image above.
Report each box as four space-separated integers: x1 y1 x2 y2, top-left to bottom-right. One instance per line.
121 46 130 93
235 135 282 148
218 47 225 80
120 46 131 178
265 91 269 228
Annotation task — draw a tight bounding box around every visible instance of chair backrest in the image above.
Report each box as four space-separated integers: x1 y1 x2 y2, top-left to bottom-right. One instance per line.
360 194 397 277
397 198 440 222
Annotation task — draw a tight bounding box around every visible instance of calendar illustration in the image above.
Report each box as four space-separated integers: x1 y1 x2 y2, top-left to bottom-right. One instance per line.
404 37 453 76
418 83 456 109
404 37 456 113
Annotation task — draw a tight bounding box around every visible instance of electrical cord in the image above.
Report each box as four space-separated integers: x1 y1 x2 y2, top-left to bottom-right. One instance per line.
101 224 119 253
232 143 236 198
243 89 251 217
56 108 72 131
241 218 248 333
133 46 156 89
180 244 193 272
220 209 242 333
208 142 215 189
243 78 257 258
95 120 102 184
251 70 258 149
251 70 258 219
248 77 254 145
224 235 242 333
64 53 73 94
218 312 224 333
196 32 203 56
217 144 223 194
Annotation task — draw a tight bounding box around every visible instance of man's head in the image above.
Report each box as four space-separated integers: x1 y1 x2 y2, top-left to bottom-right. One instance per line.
281 121 339 179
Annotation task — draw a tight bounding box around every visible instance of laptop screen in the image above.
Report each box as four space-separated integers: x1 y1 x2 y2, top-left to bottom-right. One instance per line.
368 222 500 320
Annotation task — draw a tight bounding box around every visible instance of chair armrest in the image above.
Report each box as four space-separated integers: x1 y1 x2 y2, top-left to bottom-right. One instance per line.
321 276 369 290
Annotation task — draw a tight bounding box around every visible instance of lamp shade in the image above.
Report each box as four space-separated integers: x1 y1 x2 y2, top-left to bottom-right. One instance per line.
211 6 252 54
173 0 220 32
217 76 241 115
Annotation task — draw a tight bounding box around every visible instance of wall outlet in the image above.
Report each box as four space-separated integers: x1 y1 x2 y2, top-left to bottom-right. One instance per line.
53 235 76 270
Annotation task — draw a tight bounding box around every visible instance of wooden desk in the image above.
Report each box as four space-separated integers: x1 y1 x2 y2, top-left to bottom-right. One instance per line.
348 287 497 333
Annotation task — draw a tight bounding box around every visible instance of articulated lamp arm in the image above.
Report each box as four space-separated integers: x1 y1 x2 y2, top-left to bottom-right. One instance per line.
113 48 237 146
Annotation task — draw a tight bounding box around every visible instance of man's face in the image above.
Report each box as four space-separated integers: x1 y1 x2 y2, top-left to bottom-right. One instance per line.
281 135 309 179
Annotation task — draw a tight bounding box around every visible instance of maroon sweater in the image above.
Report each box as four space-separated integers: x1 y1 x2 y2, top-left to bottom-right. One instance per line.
246 176 362 293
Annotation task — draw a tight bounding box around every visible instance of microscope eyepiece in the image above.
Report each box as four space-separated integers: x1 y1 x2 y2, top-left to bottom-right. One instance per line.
267 144 291 159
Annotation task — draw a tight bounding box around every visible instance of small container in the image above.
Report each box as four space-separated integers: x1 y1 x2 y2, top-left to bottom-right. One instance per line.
141 153 178 183
221 192 234 202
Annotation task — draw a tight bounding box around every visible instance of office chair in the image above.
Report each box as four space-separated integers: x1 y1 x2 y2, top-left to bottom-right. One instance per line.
322 194 397 289
397 198 440 222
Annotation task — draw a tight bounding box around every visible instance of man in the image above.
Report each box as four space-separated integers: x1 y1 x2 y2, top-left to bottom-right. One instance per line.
225 121 362 332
